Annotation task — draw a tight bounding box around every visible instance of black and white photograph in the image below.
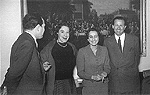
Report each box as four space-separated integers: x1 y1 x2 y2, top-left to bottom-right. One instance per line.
1 0 150 95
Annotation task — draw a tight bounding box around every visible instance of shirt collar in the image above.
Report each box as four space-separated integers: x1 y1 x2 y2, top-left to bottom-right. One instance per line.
115 33 125 40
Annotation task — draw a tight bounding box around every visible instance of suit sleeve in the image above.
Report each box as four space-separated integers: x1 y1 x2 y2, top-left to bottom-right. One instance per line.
103 39 107 47
103 47 111 74
134 37 140 66
3 40 33 93
76 49 92 80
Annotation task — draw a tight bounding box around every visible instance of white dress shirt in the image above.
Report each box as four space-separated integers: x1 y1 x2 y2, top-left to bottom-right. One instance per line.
115 33 125 51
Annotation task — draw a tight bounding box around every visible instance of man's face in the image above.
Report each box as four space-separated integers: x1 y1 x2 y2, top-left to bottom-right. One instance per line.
36 18 45 39
88 31 99 46
112 19 126 36
57 26 70 43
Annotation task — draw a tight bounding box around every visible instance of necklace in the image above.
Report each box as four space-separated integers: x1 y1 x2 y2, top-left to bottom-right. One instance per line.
57 40 67 47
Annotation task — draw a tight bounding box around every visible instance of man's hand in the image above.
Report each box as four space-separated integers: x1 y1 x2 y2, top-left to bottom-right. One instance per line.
43 61 51 72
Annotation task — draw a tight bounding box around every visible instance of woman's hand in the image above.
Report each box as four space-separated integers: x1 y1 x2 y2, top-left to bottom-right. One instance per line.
91 72 107 82
101 72 107 77
91 74 103 81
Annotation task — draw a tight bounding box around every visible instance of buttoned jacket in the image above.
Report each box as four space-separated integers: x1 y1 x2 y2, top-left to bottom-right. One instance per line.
104 33 140 93
76 45 110 87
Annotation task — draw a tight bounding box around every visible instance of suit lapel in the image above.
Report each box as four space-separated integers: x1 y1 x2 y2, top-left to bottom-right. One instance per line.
96 46 102 57
119 34 133 67
122 34 130 57
86 45 95 57
111 35 123 55
109 35 124 67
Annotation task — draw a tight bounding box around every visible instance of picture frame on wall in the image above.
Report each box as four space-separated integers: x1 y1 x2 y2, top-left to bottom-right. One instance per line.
20 0 147 56
140 0 146 57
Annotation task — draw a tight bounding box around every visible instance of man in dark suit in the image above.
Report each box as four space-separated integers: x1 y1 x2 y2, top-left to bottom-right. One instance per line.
1 13 51 95
104 16 140 95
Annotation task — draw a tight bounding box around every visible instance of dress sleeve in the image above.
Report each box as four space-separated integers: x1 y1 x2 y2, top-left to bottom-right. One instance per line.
103 47 111 74
76 49 93 80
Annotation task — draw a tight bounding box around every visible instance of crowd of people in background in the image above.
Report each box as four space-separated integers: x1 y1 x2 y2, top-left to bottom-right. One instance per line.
46 13 140 37
37 13 140 51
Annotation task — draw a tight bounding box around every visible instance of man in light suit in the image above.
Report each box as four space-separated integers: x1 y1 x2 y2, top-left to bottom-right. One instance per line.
104 16 140 95
1 13 51 95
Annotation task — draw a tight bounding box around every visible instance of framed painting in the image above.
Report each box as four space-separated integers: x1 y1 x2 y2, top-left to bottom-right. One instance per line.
140 0 146 57
20 0 147 56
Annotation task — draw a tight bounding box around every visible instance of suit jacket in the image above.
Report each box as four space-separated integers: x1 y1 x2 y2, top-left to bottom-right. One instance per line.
76 45 110 87
1 32 45 95
104 33 140 93
40 40 77 95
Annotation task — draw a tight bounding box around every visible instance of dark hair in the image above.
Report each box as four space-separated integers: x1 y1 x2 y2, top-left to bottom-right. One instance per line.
54 24 69 39
112 16 127 26
23 13 43 30
55 23 69 32
86 28 99 39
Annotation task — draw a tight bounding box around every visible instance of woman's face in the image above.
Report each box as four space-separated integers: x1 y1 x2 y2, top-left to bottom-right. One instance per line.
57 26 69 43
88 31 99 46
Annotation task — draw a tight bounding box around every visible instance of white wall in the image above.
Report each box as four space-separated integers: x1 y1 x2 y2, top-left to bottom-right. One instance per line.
139 0 150 72
0 0 22 85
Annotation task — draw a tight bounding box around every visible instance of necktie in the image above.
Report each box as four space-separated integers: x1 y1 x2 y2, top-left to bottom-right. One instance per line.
118 37 122 52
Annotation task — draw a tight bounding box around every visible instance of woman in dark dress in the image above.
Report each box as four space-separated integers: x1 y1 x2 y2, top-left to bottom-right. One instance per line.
40 25 77 95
